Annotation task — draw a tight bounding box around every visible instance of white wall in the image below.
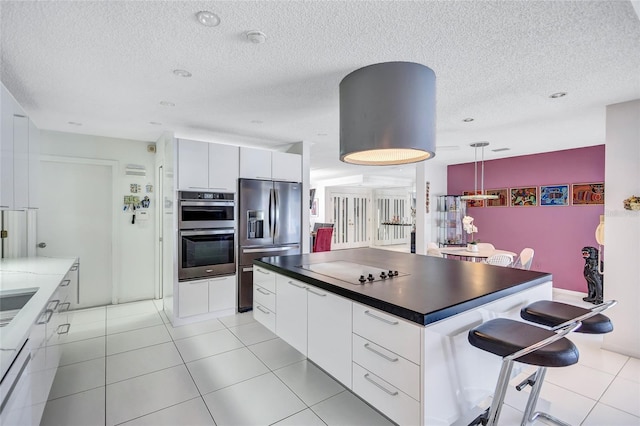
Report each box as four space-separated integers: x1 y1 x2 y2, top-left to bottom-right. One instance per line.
602 99 640 357
416 161 447 254
39 130 157 303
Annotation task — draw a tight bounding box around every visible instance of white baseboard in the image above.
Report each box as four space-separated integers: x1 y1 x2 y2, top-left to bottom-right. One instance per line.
552 288 587 298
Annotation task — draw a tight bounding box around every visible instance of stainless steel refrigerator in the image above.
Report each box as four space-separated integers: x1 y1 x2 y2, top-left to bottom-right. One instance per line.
238 178 301 311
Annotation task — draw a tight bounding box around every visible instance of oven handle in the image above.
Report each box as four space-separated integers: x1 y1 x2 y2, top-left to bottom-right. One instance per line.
180 229 235 236
180 201 234 207
242 246 299 254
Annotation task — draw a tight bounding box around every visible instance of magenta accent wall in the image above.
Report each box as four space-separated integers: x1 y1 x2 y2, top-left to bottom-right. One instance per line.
447 145 605 292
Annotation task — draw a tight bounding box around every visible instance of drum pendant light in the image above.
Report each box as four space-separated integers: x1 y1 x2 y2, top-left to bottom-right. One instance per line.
339 62 436 165
460 142 499 201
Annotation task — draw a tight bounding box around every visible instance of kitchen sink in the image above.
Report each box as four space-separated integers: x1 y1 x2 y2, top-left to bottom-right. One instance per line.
0 289 38 327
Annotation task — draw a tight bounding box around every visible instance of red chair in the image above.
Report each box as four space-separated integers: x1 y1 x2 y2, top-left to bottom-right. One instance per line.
313 227 333 252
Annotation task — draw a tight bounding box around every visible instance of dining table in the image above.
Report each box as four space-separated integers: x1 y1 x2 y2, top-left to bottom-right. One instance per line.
439 246 517 262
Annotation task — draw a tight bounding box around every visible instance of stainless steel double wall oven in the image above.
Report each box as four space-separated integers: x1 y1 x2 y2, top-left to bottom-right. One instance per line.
178 191 236 281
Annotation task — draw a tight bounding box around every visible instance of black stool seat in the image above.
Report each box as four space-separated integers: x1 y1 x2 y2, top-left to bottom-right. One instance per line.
468 318 579 367
521 301 613 334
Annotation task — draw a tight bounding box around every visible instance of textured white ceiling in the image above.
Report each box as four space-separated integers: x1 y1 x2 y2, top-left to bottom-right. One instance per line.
1 1 639 185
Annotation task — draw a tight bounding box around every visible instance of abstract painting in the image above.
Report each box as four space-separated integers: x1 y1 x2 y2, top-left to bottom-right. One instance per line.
540 184 569 206
510 187 537 206
572 182 604 205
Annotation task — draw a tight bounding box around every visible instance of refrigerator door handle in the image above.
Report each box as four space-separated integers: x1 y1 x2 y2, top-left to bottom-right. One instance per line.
274 188 279 239
269 188 276 238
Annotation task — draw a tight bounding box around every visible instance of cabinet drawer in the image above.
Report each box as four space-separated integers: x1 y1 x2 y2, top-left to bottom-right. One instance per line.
353 303 421 365
352 363 420 426
353 334 420 401
254 284 276 312
253 266 276 293
179 280 209 317
253 303 276 333
208 275 236 312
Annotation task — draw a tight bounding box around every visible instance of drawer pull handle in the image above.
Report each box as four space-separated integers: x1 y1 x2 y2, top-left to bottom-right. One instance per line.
364 310 398 325
37 309 54 325
288 281 306 289
256 287 270 295
57 323 71 335
306 288 327 297
60 279 71 287
71 265 79 271
364 343 399 362
59 302 71 312
256 306 270 314
47 299 60 311
256 269 269 275
364 373 398 396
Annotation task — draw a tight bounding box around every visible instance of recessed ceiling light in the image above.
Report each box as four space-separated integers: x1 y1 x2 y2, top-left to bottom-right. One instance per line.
159 101 175 107
149 121 162 126
492 147 510 152
251 120 263 124
462 117 474 122
196 11 220 27
173 69 192 78
68 121 82 126
549 92 567 98
245 30 267 44
317 133 328 136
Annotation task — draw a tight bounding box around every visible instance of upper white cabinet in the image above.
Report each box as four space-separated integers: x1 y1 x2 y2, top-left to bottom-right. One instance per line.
240 147 301 182
0 82 39 210
177 139 239 192
272 151 302 182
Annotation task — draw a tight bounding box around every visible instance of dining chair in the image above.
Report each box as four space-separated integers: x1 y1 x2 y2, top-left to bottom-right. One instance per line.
477 243 495 251
514 248 535 270
485 253 514 267
313 227 333 252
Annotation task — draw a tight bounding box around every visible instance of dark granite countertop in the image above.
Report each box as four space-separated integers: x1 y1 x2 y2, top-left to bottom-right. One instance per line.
254 248 552 326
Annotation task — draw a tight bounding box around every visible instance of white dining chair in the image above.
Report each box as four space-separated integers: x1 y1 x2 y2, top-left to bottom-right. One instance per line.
513 248 535 270
427 242 443 258
477 243 496 251
485 253 514 267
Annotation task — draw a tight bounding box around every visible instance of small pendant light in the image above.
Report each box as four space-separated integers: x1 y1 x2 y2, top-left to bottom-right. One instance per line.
460 142 499 200
339 62 436 165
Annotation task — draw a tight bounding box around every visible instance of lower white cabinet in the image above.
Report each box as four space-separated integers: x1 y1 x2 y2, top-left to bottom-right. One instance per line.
352 363 421 426
275 276 308 356
179 275 236 318
208 275 236 313
307 287 352 388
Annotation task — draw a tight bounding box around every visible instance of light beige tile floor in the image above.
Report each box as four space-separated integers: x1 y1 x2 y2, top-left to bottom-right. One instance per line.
39 294 640 425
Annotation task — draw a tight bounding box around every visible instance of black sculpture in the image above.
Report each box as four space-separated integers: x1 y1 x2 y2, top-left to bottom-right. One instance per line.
582 246 604 304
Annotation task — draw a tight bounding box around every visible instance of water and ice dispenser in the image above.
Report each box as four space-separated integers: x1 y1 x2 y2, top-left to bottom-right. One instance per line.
247 210 264 239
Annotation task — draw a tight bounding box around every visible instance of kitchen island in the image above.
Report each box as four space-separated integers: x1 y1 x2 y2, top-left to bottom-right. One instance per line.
0 257 79 425
253 248 552 425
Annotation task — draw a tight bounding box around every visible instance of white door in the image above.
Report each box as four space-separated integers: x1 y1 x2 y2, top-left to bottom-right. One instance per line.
37 159 114 309
330 192 370 250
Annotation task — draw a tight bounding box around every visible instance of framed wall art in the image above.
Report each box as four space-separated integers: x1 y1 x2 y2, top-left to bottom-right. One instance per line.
462 190 484 208
485 188 508 207
510 187 537 206
311 198 319 216
540 184 569 206
572 182 604 205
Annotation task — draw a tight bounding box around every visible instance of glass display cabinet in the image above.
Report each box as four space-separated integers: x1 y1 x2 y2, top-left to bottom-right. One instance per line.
436 195 467 246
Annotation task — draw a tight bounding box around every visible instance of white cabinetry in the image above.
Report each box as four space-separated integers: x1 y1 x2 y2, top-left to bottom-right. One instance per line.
240 147 301 182
352 302 421 425
253 266 277 332
0 82 40 210
257 269 352 387
177 139 239 192
307 286 352 387
178 275 236 318
275 276 308 356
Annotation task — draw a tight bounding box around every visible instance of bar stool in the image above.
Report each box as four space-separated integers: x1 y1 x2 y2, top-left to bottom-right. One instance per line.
516 300 616 426
467 318 581 426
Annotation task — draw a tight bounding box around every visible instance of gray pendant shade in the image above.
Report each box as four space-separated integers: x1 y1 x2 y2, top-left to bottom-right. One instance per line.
339 62 436 165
